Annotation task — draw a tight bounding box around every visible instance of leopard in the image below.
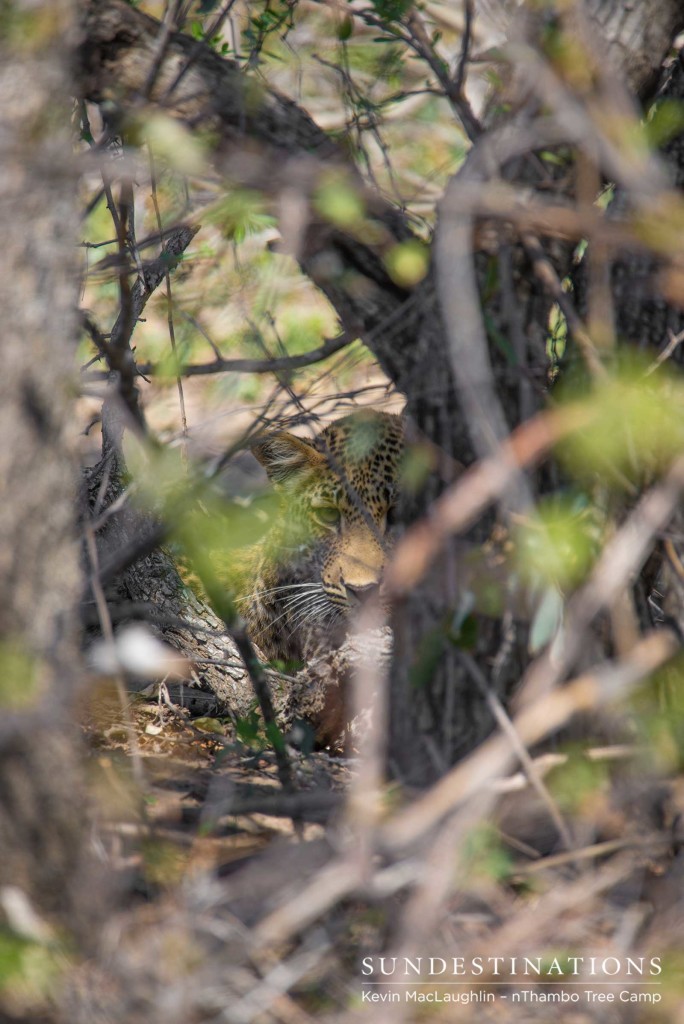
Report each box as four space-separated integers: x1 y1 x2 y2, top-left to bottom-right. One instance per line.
234 409 404 665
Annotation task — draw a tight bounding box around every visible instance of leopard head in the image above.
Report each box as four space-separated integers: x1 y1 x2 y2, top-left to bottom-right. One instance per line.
246 410 404 660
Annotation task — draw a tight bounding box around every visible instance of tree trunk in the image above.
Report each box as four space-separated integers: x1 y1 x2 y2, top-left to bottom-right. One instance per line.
0 0 94 932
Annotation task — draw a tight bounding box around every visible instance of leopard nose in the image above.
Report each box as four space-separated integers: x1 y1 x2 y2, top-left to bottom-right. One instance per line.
344 581 379 606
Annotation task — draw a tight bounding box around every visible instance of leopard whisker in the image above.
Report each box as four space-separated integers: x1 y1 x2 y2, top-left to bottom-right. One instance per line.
250 588 326 639
236 582 322 602
285 595 332 636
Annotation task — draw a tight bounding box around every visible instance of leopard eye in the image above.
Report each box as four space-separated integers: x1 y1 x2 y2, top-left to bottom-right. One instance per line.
315 506 341 528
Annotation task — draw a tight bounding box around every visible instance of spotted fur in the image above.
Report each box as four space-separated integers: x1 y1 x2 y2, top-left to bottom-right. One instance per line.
236 410 404 663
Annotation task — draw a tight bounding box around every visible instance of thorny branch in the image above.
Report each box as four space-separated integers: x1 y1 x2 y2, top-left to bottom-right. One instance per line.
82 222 199 433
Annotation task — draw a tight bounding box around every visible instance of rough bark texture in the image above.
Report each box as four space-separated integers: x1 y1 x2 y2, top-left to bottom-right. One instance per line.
582 0 683 93
88 439 391 749
75 0 684 783
0 0 91 922
88 438 258 716
607 57 684 355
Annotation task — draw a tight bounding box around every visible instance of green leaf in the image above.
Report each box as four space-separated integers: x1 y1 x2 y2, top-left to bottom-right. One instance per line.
384 240 429 286
516 495 599 590
645 99 684 148
560 357 684 481
314 175 365 228
193 717 226 735
370 0 413 24
337 14 353 40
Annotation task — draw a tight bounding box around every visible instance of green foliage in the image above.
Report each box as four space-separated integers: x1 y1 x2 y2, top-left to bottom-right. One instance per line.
559 358 684 482
384 239 429 286
547 748 610 814
484 311 517 364
0 4 60 50
630 658 684 771
193 717 228 735
126 439 277 614
344 41 405 85
449 612 478 651
190 19 231 56
278 310 331 356
368 0 413 26
645 99 684 148
203 190 276 243
314 173 365 229
234 709 265 748
231 710 289 754
0 929 64 1009
547 300 568 366
337 14 353 41
461 824 513 882
243 1 296 62
515 493 599 590
141 838 187 887
120 113 206 176
264 719 286 753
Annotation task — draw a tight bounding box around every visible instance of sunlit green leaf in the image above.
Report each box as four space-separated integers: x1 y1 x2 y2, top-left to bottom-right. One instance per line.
645 99 684 148
143 114 206 175
384 240 428 286
516 496 599 589
559 359 684 481
314 175 365 229
202 189 275 242
337 14 353 40
193 717 227 735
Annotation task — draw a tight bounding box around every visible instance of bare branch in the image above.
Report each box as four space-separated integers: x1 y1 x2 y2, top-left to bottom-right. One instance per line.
136 330 354 378
382 628 678 851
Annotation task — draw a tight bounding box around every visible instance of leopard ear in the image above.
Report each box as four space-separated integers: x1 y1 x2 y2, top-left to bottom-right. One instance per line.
252 432 326 485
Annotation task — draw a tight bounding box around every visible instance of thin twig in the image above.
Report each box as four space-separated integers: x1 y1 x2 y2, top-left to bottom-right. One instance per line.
521 230 606 380
160 0 239 103
149 147 188 453
645 327 684 376
382 629 678 851
141 0 183 100
453 0 474 95
459 652 574 851
252 631 677 950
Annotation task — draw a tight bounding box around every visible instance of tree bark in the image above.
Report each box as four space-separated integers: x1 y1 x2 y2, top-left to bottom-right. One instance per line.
0 0 93 930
